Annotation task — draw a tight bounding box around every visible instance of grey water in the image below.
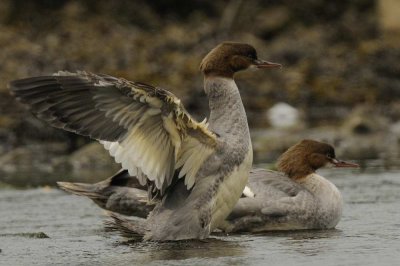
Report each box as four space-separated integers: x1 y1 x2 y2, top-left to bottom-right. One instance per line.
1 165 400 266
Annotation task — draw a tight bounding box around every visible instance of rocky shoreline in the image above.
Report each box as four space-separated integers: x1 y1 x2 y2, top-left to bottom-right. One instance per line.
0 1 399 186
1 103 399 187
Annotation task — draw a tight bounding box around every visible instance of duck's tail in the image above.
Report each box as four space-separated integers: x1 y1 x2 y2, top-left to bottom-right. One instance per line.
57 181 105 200
104 212 146 240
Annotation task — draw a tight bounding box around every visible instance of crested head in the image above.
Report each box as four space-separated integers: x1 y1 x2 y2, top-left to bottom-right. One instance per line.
200 42 281 78
276 139 358 180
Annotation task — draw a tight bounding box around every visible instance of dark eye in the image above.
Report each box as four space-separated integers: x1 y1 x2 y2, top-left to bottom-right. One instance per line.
326 153 332 159
247 54 255 59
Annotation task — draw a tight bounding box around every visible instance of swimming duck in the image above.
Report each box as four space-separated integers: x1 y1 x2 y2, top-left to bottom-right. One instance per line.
8 42 281 241
223 139 359 232
58 139 358 234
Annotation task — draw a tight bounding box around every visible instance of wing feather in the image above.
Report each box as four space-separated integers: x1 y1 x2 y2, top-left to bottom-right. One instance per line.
10 71 218 194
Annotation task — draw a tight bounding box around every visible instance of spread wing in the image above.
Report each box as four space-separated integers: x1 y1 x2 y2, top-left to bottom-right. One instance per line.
9 71 217 194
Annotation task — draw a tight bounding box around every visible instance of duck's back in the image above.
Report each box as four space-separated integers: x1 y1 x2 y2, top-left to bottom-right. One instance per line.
248 168 304 199
226 169 342 232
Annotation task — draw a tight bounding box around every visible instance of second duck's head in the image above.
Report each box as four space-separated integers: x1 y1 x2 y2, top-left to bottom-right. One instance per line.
200 42 281 78
277 139 359 180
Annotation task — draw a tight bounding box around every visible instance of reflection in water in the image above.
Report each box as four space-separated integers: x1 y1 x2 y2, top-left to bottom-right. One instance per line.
230 229 343 257
109 230 342 263
122 237 246 262
249 228 342 240
275 229 342 256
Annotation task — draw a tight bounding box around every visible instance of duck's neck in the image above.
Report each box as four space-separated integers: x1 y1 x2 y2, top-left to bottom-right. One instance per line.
297 173 343 228
204 76 250 139
297 173 342 204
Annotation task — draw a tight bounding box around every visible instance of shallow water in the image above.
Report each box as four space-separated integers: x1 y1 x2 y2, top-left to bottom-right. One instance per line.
1 167 400 266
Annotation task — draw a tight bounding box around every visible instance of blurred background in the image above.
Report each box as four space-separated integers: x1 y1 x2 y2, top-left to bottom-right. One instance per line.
0 0 399 187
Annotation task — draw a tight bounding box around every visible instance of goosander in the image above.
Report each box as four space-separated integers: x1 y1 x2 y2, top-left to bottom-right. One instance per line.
8 42 281 241
223 139 359 232
58 139 358 235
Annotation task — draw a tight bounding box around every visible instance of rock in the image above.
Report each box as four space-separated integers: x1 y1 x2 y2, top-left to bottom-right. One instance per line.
0 143 68 187
19 232 50 239
0 0 10 23
266 102 303 129
341 105 390 135
336 105 399 165
378 0 400 33
251 126 340 164
254 6 290 40
64 142 120 180
0 142 120 187
390 121 400 137
335 135 383 160
0 232 50 239
251 128 301 163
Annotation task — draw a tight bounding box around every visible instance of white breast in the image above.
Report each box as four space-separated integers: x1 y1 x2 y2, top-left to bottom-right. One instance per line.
210 148 253 230
300 173 343 228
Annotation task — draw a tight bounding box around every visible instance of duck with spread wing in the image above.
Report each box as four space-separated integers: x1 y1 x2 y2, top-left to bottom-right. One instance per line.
9 42 281 241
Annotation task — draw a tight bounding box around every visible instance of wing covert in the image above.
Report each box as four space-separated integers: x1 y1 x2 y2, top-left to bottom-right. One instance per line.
9 71 217 194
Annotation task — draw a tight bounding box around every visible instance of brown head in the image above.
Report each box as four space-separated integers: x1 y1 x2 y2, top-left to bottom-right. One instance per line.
200 42 281 78
276 139 359 180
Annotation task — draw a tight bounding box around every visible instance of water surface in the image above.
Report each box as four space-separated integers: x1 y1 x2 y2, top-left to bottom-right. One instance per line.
1 167 400 265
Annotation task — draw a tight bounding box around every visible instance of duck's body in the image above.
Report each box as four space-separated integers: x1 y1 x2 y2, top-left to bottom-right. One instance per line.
225 139 357 233
59 140 358 235
143 77 253 240
224 169 343 232
58 169 152 218
9 42 281 241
